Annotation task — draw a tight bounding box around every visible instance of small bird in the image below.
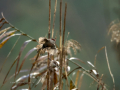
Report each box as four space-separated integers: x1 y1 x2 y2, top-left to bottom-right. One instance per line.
39 37 56 49
36 37 56 54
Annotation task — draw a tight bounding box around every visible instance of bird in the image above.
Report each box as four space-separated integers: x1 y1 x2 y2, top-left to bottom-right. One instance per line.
36 37 56 54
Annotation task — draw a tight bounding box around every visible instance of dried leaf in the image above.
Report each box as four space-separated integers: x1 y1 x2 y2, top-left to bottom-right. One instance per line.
54 71 58 85
2 57 18 87
18 47 37 74
0 30 16 40
10 72 40 90
35 70 47 78
0 33 21 48
0 27 11 35
94 46 105 67
0 36 20 73
67 67 81 76
0 21 7 30
41 77 47 90
70 80 76 90
78 72 84 90
34 65 47 73
15 72 39 83
50 70 54 90
11 82 28 90
75 70 80 87
0 18 4 23
33 70 47 87
0 37 8 48
11 69 46 88
97 46 105 53
91 69 99 76
5 69 30 83
16 75 28 83
28 50 41 90
87 61 95 68
28 50 41 73
105 46 115 90
69 57 85 64
31 55 48 64
15 40 32 77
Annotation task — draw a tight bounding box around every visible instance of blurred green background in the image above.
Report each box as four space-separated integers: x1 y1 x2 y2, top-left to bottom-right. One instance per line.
0 0 120 90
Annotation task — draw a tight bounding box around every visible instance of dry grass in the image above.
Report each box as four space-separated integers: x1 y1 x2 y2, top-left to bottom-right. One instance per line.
0 0 115 90
108 19 120 44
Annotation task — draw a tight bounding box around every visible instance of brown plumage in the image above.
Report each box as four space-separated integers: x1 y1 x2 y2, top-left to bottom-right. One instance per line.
36 37 56 54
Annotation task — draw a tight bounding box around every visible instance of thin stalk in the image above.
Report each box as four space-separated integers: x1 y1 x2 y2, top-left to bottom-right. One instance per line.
62 3 68 89
62 3 67 72
68 60 107 90
28 49 41 90
0 36 21 73
78 72 85 90
67 67 80 76
1 13 37 42
47 0 51 90
59 0 62 48
47 53 50 90
48 0 51 39
52 0 57 38
59 0 62 90
105 46 115 90
62 3 67 46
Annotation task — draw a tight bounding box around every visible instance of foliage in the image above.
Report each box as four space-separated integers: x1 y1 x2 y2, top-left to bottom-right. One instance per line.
0 0 115 90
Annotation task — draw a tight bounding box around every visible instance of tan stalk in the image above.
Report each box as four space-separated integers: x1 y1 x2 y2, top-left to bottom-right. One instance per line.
47 0 51 90
52 0 57 38
75 70 80 87
63 3 69 88
105 46 115 90
78 72 85 90
1 13 37 42
59 0 63 89
59 0 62 48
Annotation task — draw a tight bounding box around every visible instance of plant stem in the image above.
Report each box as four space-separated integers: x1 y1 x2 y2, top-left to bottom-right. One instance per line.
52 0 57 38
1 13 37 42
59 0 62 90
47 0 51 90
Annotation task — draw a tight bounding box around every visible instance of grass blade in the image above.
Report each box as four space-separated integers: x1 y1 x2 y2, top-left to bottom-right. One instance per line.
75 70 80 87
94 46 105 67
15 40 32 78
1 13 37 42
105 46 115 90
47 0 51 89
59 0 62 89
1 57 18 87
0 36 20 73
18 47 37 75
69 57 85 64
0 30 16 40
0 33 21 48
0 21 7 30
0 27 11 35
78 72 84 90
28 50 41 90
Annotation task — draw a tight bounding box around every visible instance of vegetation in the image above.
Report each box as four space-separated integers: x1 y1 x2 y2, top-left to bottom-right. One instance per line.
0 0 116 90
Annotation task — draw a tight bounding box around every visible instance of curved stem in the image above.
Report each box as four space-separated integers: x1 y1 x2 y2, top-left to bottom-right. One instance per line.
68 59 107 90
1 13 37 42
